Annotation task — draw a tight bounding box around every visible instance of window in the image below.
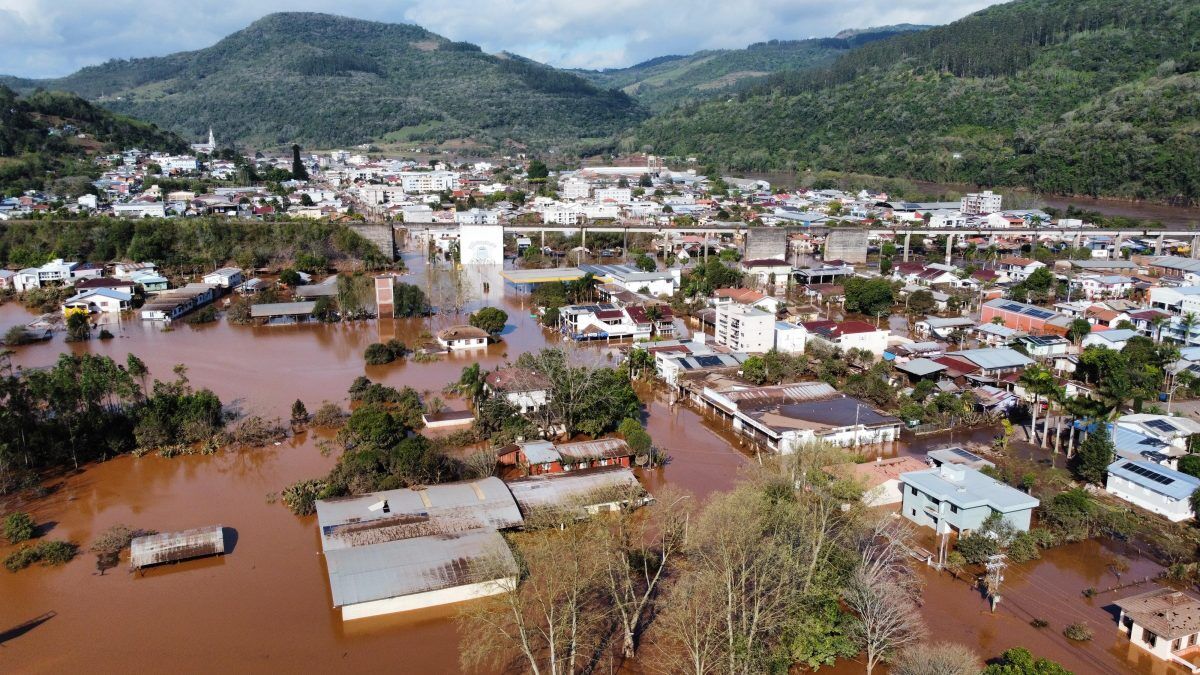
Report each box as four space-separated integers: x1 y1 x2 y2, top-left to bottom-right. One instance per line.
911 486 918 496
910 509 916 517
1190 633 1197 647
1144 628 1158 647
1173 638 1183 651
950 504 959 514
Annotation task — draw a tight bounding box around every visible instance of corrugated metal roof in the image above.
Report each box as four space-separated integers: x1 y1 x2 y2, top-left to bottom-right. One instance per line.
316 477 522 552
324 528 515 607
950 348 1034 370
895 358 947 377
723 381 838 406
250 301 317 317
506 467 643 516
555 438 632 462
130 526 225 569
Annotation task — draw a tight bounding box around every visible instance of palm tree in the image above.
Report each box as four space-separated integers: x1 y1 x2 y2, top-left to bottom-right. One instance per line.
1151 314 1168 343
1181 313 1198 347
1019 365 1055 446
1047 384 1067 455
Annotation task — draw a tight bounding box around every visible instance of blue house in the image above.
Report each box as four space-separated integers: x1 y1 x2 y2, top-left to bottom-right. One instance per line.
899 464 1039 534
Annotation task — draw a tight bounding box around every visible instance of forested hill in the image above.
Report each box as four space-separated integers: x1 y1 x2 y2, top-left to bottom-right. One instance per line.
0 86 186 194
572 25 928 112
3 13 643 151
632 0 1200 205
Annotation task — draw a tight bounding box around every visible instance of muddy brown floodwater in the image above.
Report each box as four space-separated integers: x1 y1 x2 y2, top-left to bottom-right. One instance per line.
0 250 1186 674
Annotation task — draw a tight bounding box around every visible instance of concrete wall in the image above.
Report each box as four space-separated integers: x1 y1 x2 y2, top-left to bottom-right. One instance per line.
341 577 516 620
745 228 788 261
823 229 869 264
349 224 397 261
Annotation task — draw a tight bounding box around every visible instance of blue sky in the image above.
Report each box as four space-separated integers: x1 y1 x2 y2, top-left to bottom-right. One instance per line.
0 0 1003 78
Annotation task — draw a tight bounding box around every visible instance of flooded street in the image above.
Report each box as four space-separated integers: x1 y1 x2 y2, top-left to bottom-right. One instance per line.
0 248 1191 674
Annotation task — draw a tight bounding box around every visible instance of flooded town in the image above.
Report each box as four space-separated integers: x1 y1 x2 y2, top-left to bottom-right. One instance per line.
4 2 1200 674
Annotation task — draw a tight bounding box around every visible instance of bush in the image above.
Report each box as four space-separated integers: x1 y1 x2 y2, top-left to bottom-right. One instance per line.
955 530 1000 565
1007 530 1042 563
3 325 31 346
281 478 328 516
312 402 346 428
227 416 287 447
184 305 218 324
98 328 115 339
1063 622 1093 641
1030 618 1049 628
3 512 36 544
5 540 79 572
291 399 309 425
364 339 408 365
468 306 508 335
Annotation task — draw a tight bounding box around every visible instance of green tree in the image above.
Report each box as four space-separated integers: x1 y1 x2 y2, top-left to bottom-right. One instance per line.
278 268 302 286
1179 454 1200 478
291 399 309 424
526 160 549 181
468 306 509 335
982 647 1071 675
1072 423 1115 485
1067 318 1092 344
291 144 308 180
906 290 935 315
843 277 895 318
633 253 656 272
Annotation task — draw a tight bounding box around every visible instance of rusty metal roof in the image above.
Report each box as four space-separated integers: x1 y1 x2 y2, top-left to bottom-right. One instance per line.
130 525 225 569
316 477 522 552
506 467 644 516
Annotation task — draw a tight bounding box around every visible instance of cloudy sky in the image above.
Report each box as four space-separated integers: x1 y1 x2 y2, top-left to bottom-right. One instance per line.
0 0 1002 78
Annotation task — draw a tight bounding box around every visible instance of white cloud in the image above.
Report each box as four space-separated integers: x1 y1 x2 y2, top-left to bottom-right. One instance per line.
0 0 1002 78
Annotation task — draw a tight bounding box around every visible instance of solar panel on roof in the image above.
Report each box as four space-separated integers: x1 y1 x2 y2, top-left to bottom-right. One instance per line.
1001 303 1024 311
950 447 984 462
1145 419 1179 433
1122 462 1175 486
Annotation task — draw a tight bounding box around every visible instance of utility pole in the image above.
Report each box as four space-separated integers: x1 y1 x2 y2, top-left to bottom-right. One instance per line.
985 553 1007 613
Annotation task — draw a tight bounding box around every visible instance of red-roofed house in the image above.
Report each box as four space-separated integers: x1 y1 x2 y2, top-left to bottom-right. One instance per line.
801 320 889 358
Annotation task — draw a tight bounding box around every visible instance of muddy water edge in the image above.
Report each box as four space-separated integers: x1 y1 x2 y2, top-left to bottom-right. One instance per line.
0 250 1185 674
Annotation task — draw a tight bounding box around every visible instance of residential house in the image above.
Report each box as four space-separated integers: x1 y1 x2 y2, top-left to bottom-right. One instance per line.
202 267 244 289
899 464 1039 534
497 438 635 476
579 264 676 297
1106 460 1200 522
1114 588 1200 672
1082 328 1139 351
739 258 793 291
774 321 807 354
914 316 976 340
436 325 490 350
484 368 550 414
801 320 890 358
11 258 80 292
699 381 902 450
62 288 132 314
995 257 1045 282
712 287 782 315
1071 274 1133 300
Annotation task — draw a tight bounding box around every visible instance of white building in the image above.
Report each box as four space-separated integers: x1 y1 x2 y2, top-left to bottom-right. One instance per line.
1114 588 1200 671
398 171 459 193
454 208 501 225
1106 460 1200 522
437 325 490 350
202 267 244 289
11 258 79 292
594 187 633 204
112 202 167 219
714 304 775 353
960 190 1002 215
560 178 592 200
460 224 505 265
62 288 132 314
774 321 807 354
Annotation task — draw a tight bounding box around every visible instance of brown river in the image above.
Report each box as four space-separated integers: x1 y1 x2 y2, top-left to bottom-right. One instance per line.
0 249 1191 673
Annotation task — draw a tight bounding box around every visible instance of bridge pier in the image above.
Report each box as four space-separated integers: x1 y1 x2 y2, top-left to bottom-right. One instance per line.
1156 233 1165 256
1114 233 1124 258
1074 232 1082 249
541 229 545 250
903 231 912 263
944 233 955 265
1193 235 1200 259
581 226 586 251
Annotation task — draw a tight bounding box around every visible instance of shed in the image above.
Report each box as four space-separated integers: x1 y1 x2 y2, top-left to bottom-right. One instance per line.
506 466 646 516
130 525 226 570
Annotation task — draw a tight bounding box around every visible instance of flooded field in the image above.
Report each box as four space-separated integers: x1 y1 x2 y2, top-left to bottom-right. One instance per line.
0 250 1191 673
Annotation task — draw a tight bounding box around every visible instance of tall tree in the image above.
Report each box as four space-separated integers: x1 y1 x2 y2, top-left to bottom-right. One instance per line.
291 143 308 180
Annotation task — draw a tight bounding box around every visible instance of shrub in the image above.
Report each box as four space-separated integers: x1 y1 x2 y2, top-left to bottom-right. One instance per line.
281 478 328 516
5 540 78 572
1063 622 1093 641
1030 618 1049 628
291 399 309 425
3 325 31 346
3 512 36 544
468 306 508 335
98 328 115 339
1007 531 1042 563
312 402 346 428
227 416 287 447
364 339 408 365
184 305 218 324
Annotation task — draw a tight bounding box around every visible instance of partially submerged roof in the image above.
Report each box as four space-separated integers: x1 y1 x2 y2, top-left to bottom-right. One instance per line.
250 301 317 318
323 528 515 607
437 325 490 341
316 477 522 552
1107 460 1200 501
1115 588 1200 639
506 467 643 516
130 525 225 569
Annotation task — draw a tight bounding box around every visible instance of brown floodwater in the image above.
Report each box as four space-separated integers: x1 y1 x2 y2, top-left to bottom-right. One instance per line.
0 249 1185 674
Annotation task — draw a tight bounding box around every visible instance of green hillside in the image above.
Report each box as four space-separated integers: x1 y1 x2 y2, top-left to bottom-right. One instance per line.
7 13 643 151
632 0 1200 204
574 26 927 111
0 86 186 195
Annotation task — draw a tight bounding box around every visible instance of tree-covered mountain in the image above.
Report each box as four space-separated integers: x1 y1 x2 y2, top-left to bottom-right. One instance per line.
632 0 1200 204
0 86 186 195
573 26 928 112
3 13 643 151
